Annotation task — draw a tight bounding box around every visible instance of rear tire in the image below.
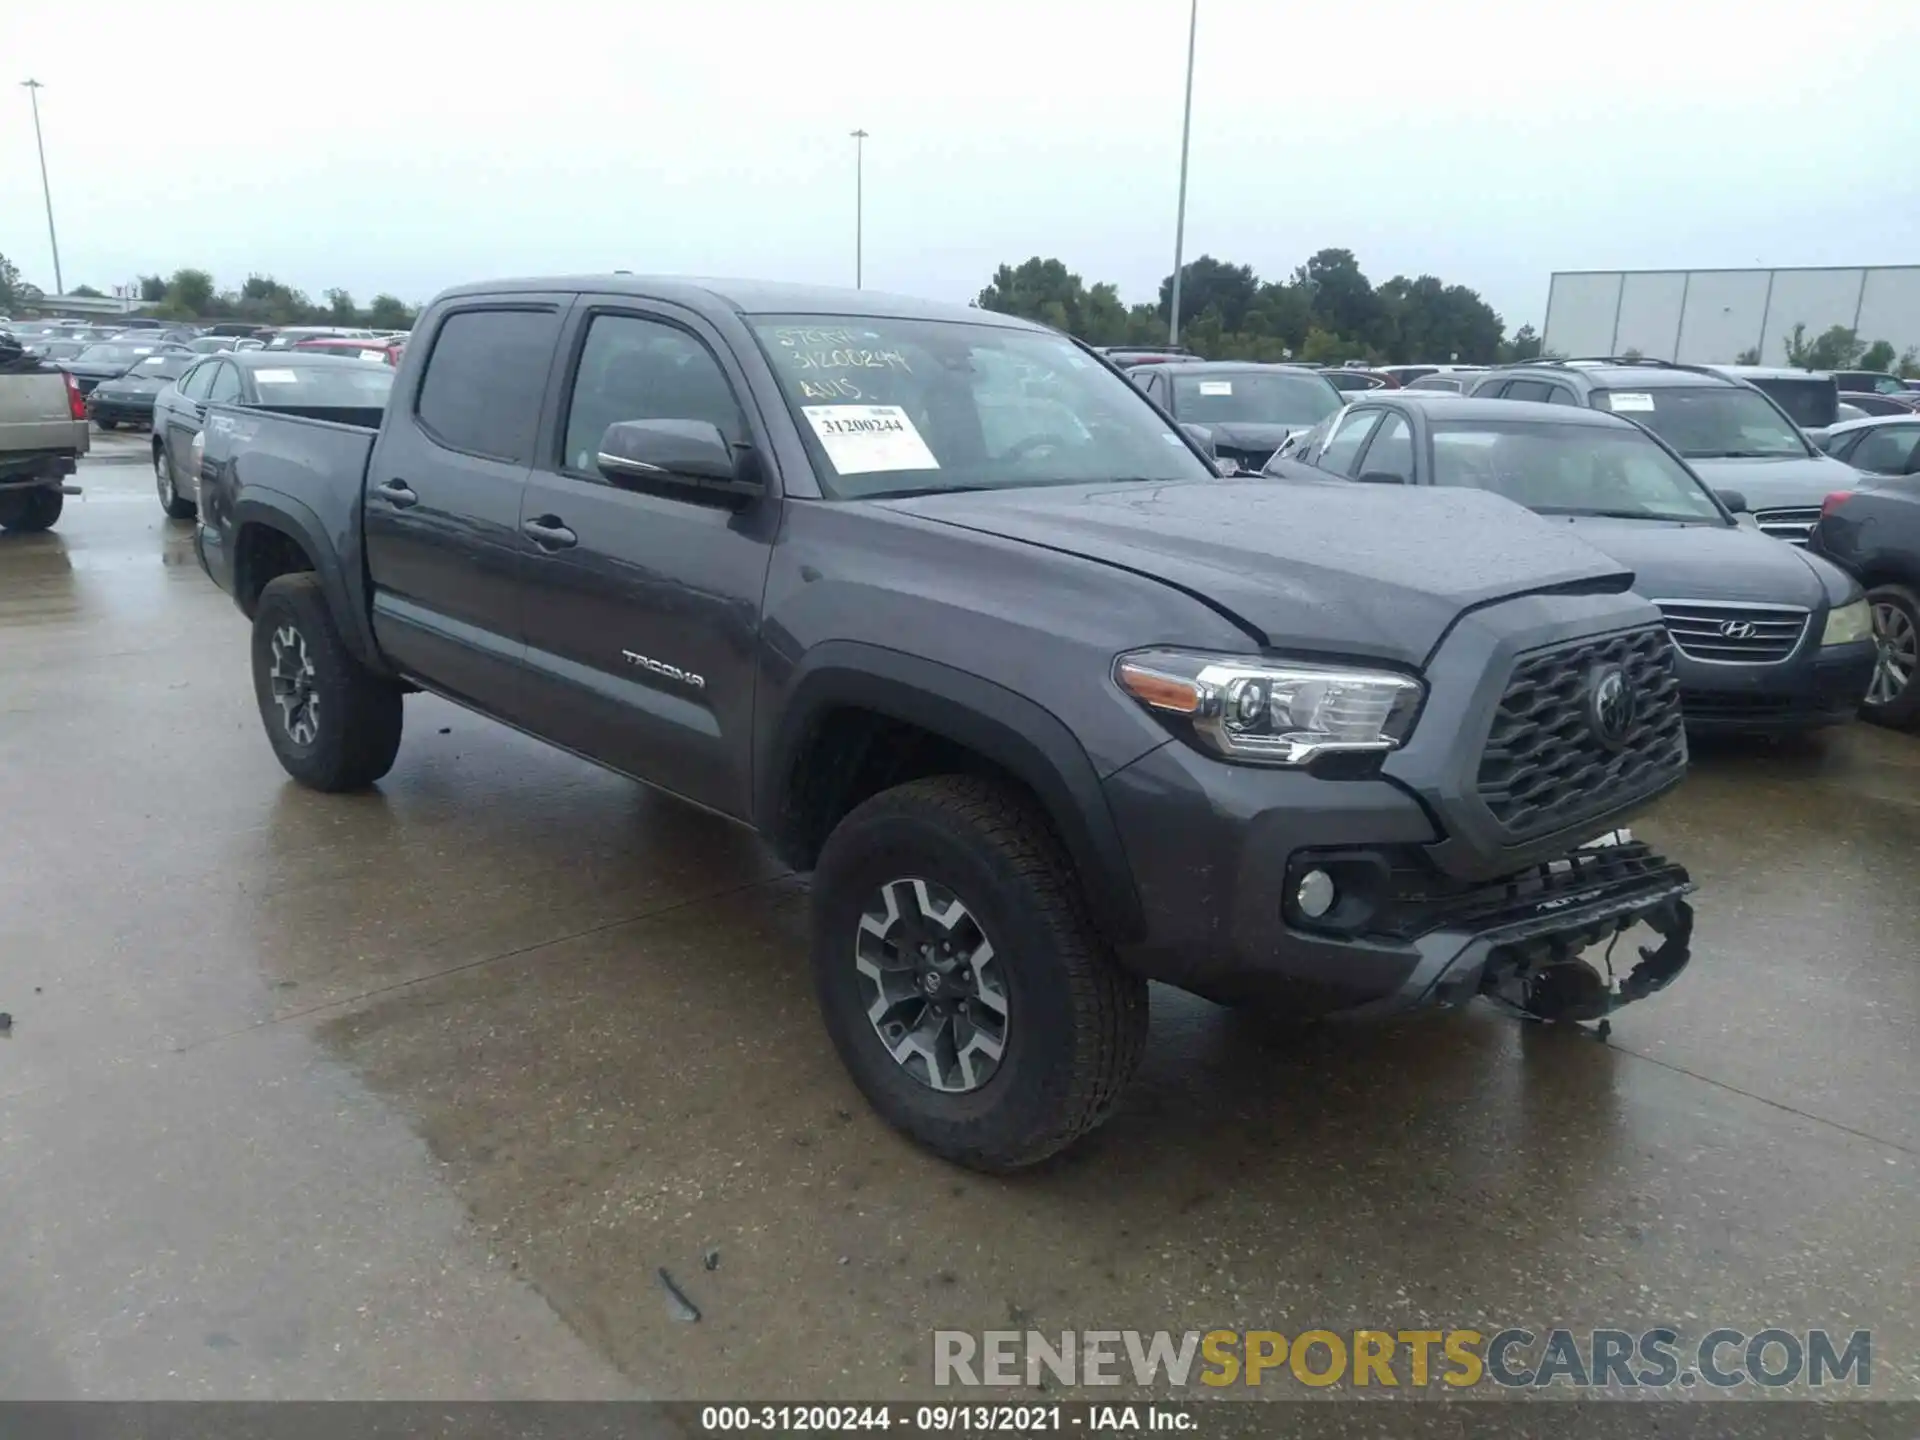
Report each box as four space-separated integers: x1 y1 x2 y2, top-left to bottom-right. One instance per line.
0 488 63 534
155 445 195 519
810 775 1149 1172
251 573 403 790
1863 583 1920 729
96 418 119 431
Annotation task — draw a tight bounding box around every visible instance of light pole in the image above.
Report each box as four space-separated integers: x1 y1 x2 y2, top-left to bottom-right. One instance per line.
1166 0 1197 345
21 79 64 297
850 128 869 289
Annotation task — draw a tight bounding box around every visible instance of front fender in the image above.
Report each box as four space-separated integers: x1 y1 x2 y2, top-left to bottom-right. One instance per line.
759 642 1146 943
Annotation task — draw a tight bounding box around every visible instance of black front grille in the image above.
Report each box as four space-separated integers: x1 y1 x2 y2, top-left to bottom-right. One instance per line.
1369 839 1689 941
1657 600 1808 663
1477 626 1687 839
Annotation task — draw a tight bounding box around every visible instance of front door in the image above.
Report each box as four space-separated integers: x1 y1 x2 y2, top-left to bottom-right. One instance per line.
362 300 566 720
515 301 779 819
164 361 215 478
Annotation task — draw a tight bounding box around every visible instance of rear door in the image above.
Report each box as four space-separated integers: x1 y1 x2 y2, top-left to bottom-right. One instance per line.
362 298 567 718
514 299 780 818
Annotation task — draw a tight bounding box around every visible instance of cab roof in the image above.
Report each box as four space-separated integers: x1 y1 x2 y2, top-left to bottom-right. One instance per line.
432 275 1050 330
1359 393 1643 429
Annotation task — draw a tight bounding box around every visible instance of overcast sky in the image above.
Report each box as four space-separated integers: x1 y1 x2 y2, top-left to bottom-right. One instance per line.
5 0 1918 332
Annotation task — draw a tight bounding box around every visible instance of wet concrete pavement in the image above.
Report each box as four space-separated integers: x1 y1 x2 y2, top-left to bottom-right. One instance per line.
2 454 1916 1401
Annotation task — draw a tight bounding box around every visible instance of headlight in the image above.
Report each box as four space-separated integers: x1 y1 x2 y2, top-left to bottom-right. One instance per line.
1821 599 1872 646
1115 649 1424 766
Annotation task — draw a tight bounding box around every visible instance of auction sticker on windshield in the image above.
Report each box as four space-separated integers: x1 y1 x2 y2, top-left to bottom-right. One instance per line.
1610 392 1655 412
802 404 939 474
254 369 300 385
1199 380 1233 395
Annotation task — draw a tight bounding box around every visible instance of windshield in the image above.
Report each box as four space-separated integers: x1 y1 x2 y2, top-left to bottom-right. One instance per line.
750 315 1215 499
1171 370 1341 427
251 362 395 406
1431 419 1726 523
75 343 160 365
129 354 192 380
1593 385 1809 458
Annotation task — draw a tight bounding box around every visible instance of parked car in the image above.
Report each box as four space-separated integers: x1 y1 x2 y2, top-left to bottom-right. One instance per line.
1402 372 1484 393
63 339 191 398
87 351 197 430
290 335 404 366
1377 364 1486 388
260 325 377 351
1096 345 1202 370
1129 361 1344 471
1702 365 1839 433
25 338 89 364
0 335 87 533
1815 415 1920 476
1837 390 1920 417
188 275 1701 1170
1811 473 1920 727
150 352 394 519
1468 359 1860 545
1319 367 1395 395
1268 393 1874 734
1829 370 1913 397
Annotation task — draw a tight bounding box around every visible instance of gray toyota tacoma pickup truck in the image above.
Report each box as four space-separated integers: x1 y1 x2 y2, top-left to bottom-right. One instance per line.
193 276 1698 1170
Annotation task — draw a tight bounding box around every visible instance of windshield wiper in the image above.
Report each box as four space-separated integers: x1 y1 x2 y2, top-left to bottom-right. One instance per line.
1681 448 1795 459
1538 507 1698 523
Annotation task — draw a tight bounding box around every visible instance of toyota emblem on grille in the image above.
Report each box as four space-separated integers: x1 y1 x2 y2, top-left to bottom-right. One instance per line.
1587 665 1636 749
1718 618 1757 639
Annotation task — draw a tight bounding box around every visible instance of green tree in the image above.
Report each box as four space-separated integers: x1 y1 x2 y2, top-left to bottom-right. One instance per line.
1899 347 1920 380
325 288 358 324
1859 339 1897 373
71 283 105 298
1783 322 1864 370
1502 323 1544 363
1734 346 1761 365
1157 256 1258 333
975 257 1091 333
366 294 416 330
1297 248 1379 344
0 252 25 311
138 274 168 303
166 268 217 314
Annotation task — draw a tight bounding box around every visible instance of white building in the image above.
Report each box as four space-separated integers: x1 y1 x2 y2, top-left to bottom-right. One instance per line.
1542 266 1920 366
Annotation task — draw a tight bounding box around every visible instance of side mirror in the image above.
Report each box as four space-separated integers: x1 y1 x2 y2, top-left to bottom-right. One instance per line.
1715 488 1750 514
597 419 760 503
1356 470 1407 486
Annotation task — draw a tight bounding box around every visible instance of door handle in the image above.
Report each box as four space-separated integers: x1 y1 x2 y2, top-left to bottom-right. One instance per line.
522 516 577 550
376 478 419 509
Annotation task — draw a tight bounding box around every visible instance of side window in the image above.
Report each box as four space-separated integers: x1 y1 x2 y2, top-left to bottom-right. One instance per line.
179 363 215 401
1318 409 1381 475
415 307 561 465
1503 379 1554 402
206 363 242 403
560 313 746 476
1546 386 1579 406
1850 427 1920 475
1354 412 1414 481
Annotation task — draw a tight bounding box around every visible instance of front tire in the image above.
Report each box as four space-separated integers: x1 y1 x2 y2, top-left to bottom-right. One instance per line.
811 775 1149 1172
96 418 119 431
0 487 63 533
155 445 195 519
1863 583 1920 729
251 573 403 790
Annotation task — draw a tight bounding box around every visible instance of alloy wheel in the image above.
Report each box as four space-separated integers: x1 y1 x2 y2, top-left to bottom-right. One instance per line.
155 450 175 508
854 877 1009 1093
1868 600 1916 707
268 624 322 745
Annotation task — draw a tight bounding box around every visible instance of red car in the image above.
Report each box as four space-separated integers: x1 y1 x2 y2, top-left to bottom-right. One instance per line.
290 336 405 366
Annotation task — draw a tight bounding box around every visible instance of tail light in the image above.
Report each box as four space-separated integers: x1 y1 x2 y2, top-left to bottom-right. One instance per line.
1820 491 1852 518
64 370 86 420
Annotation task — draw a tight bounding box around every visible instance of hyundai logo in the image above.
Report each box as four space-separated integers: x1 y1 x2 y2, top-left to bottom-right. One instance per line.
1718 619 1757 640
1587 665 1636 750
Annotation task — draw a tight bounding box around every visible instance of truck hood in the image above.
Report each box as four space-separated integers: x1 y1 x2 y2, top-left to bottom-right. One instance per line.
884 478 1631 665
1550 516 1840 606
1686 452 1860 510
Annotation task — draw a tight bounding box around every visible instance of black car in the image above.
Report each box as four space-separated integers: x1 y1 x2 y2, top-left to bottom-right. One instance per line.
1829 370 1914 398
149 352 395 519
1096 345 1201 370
85 351 197 429
1837 390 1920 417
1268 393 1877 734
63 340 191 397
1811 468 1920 728
1815 414 1920 476
1130 361 1344 471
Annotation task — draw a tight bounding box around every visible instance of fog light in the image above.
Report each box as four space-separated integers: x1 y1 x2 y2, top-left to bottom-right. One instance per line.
1295 868 1336 919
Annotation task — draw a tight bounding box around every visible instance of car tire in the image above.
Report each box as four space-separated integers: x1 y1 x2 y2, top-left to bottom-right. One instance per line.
250 573 403 791
810 775 1149 1172
96 418 118 431
155 446 196 519
1863 583 1920 729
0 487 63 534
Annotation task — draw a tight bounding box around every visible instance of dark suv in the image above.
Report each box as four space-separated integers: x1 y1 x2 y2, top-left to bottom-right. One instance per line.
1466 359 1861 545
190 277 1701 1170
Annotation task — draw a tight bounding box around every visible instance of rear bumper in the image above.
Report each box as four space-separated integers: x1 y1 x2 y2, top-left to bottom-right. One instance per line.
1677 640 1876 732
86 396 155 426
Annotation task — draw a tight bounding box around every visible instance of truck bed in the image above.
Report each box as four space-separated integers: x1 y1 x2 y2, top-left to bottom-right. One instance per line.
0 366 89 477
